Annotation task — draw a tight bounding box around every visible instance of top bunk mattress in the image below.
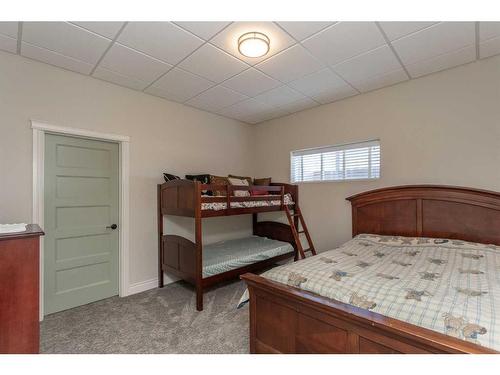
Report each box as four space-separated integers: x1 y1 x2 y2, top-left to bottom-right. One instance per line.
201 193 294 211
203 235 294 277
255 234 500 351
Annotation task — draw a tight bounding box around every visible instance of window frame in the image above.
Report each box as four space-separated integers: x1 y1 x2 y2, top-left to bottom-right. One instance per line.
289 139 381 184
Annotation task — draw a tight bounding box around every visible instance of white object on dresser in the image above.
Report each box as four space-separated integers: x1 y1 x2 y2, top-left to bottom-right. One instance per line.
0 223 27 234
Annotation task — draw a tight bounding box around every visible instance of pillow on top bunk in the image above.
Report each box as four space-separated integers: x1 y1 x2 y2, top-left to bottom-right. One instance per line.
228 177 251 197
228 174 252 185
251 177 272 196
210 175 228 196
253 177 271 186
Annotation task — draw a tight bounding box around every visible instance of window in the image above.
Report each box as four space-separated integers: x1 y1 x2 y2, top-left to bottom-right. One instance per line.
290 140 380 183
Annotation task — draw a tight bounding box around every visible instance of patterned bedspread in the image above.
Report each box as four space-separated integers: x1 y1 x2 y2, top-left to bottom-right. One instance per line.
239 234 500 351
202 193 293 211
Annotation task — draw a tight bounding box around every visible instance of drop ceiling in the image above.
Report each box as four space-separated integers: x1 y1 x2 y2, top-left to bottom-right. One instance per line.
1 21 499 124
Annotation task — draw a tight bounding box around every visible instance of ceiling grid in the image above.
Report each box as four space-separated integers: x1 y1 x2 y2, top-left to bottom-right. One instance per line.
0 21 498 124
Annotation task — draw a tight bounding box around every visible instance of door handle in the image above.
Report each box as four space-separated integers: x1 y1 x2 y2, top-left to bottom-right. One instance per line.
107 224 118 230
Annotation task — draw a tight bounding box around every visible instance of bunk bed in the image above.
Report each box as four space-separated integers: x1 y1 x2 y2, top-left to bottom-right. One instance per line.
157 179 313 311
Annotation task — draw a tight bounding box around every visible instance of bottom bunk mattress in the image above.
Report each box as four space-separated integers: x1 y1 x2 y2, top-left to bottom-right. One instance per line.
203 235 294 277
239 234 500 351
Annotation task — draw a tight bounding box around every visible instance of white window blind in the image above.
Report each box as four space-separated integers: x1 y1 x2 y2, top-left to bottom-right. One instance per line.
291 140 380 183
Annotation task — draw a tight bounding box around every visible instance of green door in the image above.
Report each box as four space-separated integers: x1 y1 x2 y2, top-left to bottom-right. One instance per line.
44 134 119 315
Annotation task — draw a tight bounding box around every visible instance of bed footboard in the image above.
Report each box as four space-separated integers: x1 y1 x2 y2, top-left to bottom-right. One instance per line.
241 273 495 354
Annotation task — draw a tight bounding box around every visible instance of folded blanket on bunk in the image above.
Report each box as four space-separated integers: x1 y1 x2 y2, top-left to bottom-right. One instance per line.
237 234 500 351
202 193 294 211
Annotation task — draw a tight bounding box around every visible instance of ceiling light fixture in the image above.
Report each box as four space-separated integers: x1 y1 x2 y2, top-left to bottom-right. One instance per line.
238 32 270 58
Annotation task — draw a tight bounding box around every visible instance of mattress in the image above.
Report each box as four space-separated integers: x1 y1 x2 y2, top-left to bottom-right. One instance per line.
201 193 294 211
203 235 294 277
239 234 500 351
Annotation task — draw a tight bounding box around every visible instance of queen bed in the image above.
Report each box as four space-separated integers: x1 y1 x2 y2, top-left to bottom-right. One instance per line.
240 185 500 354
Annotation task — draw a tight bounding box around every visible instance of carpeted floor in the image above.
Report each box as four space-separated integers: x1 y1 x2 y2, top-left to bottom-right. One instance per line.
40 280 249 354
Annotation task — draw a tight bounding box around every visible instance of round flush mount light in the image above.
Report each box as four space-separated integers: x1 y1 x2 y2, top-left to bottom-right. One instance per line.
238 32 270 58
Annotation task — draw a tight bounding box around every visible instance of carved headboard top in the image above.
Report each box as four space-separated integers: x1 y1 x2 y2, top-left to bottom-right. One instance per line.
346 185 500 245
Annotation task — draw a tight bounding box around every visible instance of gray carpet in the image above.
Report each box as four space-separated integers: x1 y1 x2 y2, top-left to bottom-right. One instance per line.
40 280 249 354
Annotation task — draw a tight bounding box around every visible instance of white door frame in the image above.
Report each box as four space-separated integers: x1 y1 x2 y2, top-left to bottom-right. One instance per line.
31 120 130 321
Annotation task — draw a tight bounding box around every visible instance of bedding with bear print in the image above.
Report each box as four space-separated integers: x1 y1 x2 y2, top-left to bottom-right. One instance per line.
238 234 500 350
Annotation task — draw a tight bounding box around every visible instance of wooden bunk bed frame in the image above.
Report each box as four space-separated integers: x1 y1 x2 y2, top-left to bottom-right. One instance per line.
241 185 500 354
157 179 300 311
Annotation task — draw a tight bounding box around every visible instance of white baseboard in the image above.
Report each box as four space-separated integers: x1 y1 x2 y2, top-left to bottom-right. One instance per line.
127 278 158 295
126 273 179 296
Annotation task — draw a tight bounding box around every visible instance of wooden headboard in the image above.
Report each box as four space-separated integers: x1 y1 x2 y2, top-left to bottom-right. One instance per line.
346 185 500 245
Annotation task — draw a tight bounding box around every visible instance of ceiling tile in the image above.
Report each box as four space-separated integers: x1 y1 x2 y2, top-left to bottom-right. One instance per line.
480 36 500 59
222 68 281 96
71 22 124 39
21 41 93 74
351 69 408 93
214 106 243 120
240 115 271 125
405 45 476 78
174 22 230 40
235 116 256 124
217 98 273 118
0 34 17 53
278 97 318 114
277 22 335 41
178 43 249 83
254 85 306 107
241 106 289 124
479 22 500 42
256 44 324 83
186 85 248 112
311 84 358 104
288 68 346 96
302 22 386 66
263 106 292 119
333 45 402 83
118 22 204 65
238 115 268 124
145 86 186 103
146 67 214 102
22 22 111 64
378 22 438 41
92 66 149 90
392 22 475 65
0 22 18 38
210 22 296 65
99 43 172 83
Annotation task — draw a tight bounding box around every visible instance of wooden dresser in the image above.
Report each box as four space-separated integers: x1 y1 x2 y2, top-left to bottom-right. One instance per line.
0 224 44 353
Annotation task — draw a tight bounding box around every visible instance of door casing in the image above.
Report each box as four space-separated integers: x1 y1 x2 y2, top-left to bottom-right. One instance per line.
31 120 130 321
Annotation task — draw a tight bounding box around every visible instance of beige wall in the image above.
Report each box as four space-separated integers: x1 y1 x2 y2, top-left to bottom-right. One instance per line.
2 50 500 290
254 56 500 253
0 51 254 286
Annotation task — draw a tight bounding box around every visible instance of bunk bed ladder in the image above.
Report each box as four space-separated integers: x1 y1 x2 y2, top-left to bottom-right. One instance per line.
285 205 316 260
